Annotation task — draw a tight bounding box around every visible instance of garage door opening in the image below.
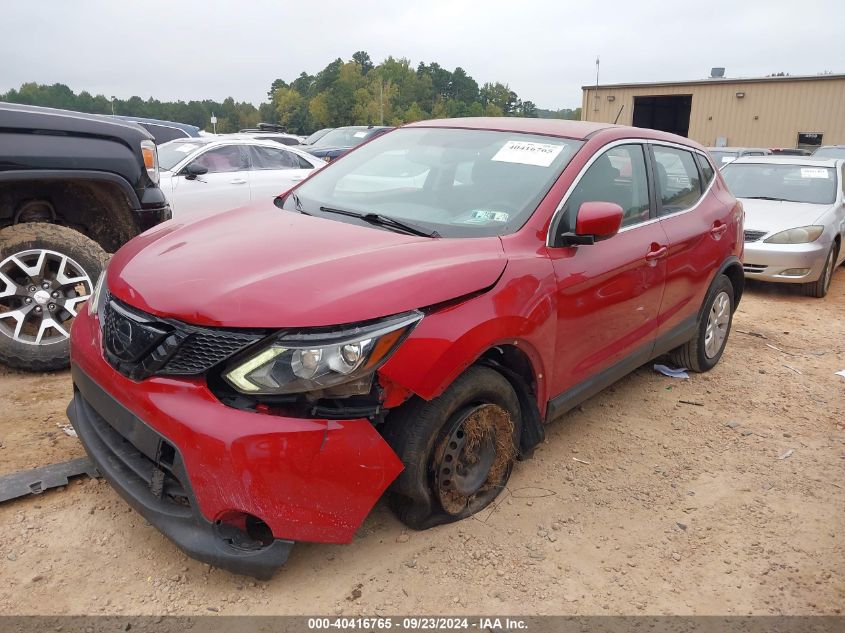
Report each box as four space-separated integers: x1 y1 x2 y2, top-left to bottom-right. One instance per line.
632 95 692 137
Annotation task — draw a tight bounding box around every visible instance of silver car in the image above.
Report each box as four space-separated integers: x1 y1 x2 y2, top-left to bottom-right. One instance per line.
708 147 772 167
721 156 845 297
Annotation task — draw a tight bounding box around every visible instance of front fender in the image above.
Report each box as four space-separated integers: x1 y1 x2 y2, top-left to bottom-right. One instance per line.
379 259 557 417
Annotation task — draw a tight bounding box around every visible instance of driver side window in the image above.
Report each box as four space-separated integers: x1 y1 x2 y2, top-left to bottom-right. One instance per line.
189 146 246 174
563 144 651 231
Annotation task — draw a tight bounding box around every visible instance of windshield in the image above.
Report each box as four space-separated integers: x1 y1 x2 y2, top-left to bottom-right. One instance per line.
158 140 208 170
812 147 845 159
305 129 331 144
709 151 738 165
282 127 583 237
313 127 376 148
722 163 836 204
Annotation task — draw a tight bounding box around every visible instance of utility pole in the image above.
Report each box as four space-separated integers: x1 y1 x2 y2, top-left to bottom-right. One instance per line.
594 57 600 112
110 96 116 116
379 81 384 126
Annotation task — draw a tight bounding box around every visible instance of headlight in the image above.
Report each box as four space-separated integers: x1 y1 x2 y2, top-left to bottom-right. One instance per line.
140 140 160 184
224 311 422 396
763 226 824 244
88 267 108 317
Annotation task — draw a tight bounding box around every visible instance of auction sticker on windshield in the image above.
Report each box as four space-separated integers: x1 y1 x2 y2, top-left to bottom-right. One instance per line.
800 168 830 179
465 209 509 223
492 140 564 167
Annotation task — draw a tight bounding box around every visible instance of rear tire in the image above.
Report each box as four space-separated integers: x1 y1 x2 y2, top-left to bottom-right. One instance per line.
803 244 836 298
0 223 108 371
669 274 734 373
383 366 522 530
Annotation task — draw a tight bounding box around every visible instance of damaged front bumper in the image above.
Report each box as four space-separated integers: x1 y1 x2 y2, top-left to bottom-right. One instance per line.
68 307 404 579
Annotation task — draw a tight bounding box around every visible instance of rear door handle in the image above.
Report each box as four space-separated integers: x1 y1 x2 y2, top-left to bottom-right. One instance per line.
645 244 669 261
229 178 247 185
710 223 728 238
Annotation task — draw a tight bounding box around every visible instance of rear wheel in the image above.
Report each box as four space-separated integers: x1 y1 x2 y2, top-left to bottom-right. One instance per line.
669 274 734 372
803 244 836 298
0 223 108 371
383 366 521 530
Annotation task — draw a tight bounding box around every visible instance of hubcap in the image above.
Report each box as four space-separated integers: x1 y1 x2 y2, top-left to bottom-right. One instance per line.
704 291 731 359
0 249 93 346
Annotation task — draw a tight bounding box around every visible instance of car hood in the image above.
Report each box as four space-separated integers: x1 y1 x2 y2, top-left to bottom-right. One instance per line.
740 198 833 235
107 203 507 328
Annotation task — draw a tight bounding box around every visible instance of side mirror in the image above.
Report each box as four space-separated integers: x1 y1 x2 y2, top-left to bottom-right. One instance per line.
560 201 624 246
184 163 208 180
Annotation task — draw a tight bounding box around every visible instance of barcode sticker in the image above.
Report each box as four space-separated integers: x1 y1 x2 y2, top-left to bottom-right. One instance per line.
800 168 829 179
492 140 564 167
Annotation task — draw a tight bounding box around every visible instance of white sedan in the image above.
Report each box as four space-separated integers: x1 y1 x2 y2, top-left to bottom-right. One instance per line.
157 138 325 217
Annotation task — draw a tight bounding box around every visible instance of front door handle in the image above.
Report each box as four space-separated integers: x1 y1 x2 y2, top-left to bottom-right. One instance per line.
710 222 728 238
645 244 669 261
229 178 247 185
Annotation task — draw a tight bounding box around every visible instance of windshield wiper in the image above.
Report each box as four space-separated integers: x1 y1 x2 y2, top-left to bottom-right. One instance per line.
743 196 784 201
318 206 439 238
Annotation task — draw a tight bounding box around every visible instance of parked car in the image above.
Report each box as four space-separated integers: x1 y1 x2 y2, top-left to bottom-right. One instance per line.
300 125 393 162
770 148 812 156
156 138 325 217
68 117 743 578
231 132 303 146
112 115 202 144
812 145 845 159
0 102 171 371
303 128 333 145
707 147 772 166
721 156 844 297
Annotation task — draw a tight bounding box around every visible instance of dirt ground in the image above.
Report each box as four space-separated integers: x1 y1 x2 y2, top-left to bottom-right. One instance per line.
0 271 843 617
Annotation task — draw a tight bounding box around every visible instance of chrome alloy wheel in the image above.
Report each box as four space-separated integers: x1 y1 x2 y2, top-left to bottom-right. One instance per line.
704 290 731 359
0 249 93 346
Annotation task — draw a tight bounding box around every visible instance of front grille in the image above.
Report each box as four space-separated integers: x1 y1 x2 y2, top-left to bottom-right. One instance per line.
160 330 263 375
102 296 265 380
744 230 767 242
743 263 767 273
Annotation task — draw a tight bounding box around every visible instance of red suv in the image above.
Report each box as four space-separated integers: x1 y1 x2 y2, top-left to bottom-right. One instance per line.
68 118 744 578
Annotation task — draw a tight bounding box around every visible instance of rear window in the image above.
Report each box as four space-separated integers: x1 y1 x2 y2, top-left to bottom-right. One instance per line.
721 163 837 204
695 153 715 186
709 150 738 165
653 146 703 214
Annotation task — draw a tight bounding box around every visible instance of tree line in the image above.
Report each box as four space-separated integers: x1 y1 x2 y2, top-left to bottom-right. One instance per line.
1 52 580 135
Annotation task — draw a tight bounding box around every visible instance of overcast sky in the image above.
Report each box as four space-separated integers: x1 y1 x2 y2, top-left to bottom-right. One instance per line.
2 0 842 110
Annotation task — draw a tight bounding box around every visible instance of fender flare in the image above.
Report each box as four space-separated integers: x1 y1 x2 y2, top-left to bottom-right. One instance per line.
0 169 140 209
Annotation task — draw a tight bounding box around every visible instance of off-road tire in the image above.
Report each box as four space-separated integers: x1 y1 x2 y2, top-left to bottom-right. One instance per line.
0 223 108 371
669 274 734 373
803 243 837 298
383 366 522 530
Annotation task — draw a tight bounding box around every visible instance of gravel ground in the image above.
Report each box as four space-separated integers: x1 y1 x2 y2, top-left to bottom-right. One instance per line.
0 272 843 616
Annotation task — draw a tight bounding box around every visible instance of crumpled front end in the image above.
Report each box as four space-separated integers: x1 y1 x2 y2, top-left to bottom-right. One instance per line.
67 304 404 579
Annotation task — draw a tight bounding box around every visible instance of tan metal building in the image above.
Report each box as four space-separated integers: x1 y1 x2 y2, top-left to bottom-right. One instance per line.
581 73 845 149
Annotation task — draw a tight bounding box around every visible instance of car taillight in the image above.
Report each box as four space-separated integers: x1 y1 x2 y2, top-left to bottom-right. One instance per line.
140 140 160 184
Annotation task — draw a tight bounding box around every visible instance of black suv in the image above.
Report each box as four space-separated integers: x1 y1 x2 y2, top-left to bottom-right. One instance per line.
0 102 172 371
